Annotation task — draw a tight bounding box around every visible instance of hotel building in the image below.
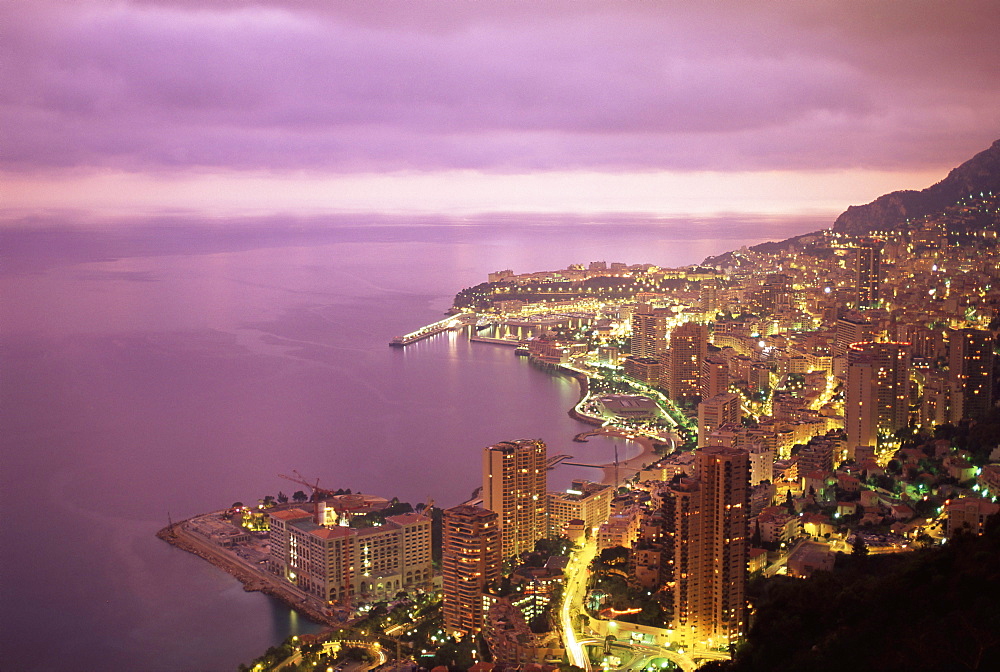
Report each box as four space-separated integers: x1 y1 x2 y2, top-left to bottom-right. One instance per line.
268 508 432 605
547 480 613 537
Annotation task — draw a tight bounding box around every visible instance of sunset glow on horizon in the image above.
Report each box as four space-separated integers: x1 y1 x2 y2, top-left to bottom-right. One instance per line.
2 0 998 221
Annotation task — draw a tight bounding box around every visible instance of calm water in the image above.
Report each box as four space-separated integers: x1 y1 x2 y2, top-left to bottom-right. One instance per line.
0 213 824 671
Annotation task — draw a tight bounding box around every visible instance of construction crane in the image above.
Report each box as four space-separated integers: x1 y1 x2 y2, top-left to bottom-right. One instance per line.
278 470 337 501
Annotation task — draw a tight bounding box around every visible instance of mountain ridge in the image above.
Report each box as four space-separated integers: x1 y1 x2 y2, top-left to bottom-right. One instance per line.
832 138 1000 236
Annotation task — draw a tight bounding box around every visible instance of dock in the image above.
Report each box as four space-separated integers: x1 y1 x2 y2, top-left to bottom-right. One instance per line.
389 313 471 347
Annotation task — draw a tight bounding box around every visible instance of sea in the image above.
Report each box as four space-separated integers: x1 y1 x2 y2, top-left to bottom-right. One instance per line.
0 212 827 671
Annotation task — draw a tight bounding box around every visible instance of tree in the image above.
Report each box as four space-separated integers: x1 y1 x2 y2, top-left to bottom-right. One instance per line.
851 535 869 557
784 489 796 514
751 519 763 548
292 490 308 503
277 491 289 504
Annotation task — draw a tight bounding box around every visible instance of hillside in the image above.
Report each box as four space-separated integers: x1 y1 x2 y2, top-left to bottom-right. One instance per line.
703 513 1000 672
702 137 1000 268
833 138 1000 236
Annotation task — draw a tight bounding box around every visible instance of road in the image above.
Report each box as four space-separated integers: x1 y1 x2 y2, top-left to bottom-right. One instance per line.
558 535 730 672
560 536 598 670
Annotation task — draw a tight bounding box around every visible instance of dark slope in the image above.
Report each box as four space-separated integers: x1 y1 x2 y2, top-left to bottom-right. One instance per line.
833 138 1000 236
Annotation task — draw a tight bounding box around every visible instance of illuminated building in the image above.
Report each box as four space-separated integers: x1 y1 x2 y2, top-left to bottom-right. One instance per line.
946 498 1000 537
856 238 880 308
631 309 667 358
700 354 729 401
442 505 501 637
268 508 432 605
754 273 793 316
844 341 911 460
697 392 741 448
483 439 548 559
663 321 709 402
834 312 875 359
547 480 613 536
700 279 719 313
949 328 994 422
623 356 662 385
661 446 750 647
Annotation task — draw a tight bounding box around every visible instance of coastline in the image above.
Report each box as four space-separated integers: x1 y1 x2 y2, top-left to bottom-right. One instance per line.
157 518 339 629
154 353 664 630
564 367 666 487
581 426 661 487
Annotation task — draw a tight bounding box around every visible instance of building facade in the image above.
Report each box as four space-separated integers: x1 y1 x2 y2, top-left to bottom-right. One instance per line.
949 328 994 422
268 508 433 605
442 505 502 637
547 480 613 537
844 341 911 459
664 321 709 402
483 439 548 560
661 446 750 648
856 238 881 308
631 309 668 358
697 392 741 448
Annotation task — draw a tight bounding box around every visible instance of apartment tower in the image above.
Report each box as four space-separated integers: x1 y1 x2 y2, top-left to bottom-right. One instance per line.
442 505 501 637
844 341 911 460
697 392 741 448
664 321 709 403
632 309 668 358
856 238 881 308
661 446 750 648
949 328 995 422
483 439 548 560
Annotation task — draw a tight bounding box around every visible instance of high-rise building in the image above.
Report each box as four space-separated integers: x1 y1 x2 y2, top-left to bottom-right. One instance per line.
701 354 730 401
442 505 502 637
631 309 668 358
697 392 741 448
661 446 750 648
844 341 911 459
748 441 774 486
700 279 719 314
949 328 995 422
483 439 548 559
664 321 709 402
834 313 875 358
856 238 880 308
754 273 793 316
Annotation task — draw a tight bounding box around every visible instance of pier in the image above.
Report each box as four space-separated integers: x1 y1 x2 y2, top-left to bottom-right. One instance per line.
389 313 471 347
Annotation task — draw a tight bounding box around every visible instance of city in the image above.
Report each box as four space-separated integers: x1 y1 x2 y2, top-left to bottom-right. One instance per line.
5 4 1000 670
163 175 1000 671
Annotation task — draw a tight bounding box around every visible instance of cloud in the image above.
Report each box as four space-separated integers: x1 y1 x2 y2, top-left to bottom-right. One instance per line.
2 0 998 176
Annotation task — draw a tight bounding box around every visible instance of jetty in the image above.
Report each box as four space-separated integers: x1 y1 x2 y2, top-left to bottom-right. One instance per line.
546 453 572 469
389 313 471 347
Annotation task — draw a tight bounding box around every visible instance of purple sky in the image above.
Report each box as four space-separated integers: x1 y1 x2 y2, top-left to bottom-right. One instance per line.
3 0 999 218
